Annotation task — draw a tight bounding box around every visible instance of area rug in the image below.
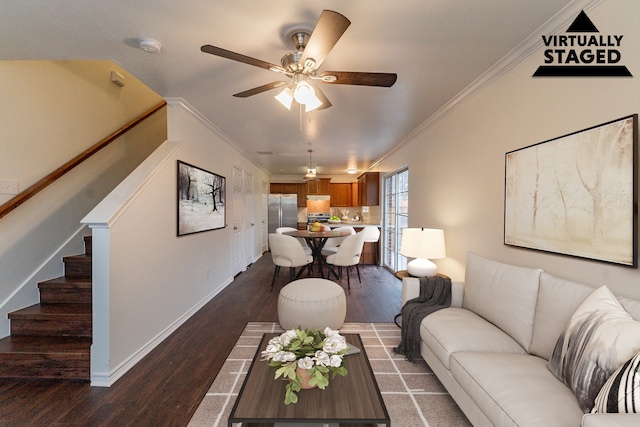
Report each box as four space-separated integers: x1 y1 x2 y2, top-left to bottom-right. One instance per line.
187 322 471 427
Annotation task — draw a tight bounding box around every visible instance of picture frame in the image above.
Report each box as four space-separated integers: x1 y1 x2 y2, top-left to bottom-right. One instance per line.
177 160 226 236
504 114 638 267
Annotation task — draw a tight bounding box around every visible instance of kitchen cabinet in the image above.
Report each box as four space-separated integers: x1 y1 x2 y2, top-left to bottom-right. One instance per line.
307 178 331 195
270 183 307 207
330 183 349 206
297 183 307 206
357 172 380 206
270 183 299 194
330 183 358 207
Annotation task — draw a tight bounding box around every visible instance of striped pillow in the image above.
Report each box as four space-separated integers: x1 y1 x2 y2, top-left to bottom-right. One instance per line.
592 351 640 413
548 286 640 412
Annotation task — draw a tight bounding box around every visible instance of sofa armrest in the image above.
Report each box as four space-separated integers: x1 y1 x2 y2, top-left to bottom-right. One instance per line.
582 414 640 427
401 277 464 308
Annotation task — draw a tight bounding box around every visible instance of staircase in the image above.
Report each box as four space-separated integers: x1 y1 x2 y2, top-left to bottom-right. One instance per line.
0 236 92 380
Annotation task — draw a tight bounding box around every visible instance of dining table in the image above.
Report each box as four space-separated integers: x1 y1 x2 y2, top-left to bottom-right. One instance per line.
283 229 352 278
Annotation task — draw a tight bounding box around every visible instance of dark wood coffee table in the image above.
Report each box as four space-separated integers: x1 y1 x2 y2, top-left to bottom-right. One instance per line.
228 333 390 427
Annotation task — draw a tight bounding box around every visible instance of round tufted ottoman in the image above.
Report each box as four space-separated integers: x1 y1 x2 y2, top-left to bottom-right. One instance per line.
278 278 347 330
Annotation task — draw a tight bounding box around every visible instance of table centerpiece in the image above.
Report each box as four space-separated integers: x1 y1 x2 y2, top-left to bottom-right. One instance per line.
261 327 349 404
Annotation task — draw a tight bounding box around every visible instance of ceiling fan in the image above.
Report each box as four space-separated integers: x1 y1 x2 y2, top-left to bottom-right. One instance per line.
200 10 397 112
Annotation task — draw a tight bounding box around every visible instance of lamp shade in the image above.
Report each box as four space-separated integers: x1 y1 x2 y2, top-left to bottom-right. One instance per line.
400 228 446 277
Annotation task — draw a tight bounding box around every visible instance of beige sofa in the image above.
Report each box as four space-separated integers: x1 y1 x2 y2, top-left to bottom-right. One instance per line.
402 253 640 427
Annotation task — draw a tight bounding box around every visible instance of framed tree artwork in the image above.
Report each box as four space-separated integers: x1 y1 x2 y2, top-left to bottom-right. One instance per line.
505 114 638 267
177 160 226 236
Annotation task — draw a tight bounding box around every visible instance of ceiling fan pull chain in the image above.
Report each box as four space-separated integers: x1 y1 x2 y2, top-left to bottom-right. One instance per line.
299 103 303 135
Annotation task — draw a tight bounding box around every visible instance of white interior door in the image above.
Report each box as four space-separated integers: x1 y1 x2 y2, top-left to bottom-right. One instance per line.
244 171 254 266
232 166 244 276
261 180 268 253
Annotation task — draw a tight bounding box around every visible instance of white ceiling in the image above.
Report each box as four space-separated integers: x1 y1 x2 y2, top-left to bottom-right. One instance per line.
1 0 594 177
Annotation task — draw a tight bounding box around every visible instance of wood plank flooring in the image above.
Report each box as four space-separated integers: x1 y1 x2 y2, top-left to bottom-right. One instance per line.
0 253 402 427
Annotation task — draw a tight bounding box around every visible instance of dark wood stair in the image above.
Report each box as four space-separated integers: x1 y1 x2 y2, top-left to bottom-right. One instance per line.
0 235 92 380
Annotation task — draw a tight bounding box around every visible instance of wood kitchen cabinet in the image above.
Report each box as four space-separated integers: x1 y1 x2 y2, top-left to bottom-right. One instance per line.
307 178 331 195
330 183 358 207
330 183 350 207
357 172 380 206
297 183 307 206
270 182 307 206
270 183 298 194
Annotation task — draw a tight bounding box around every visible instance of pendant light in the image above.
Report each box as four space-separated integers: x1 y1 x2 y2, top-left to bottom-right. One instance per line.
303 149 319 181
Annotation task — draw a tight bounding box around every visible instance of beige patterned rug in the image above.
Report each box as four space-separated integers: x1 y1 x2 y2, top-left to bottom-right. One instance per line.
187 322 471 427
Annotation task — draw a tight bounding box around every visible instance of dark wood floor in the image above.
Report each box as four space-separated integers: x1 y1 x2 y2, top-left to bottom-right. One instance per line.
0 253 402 427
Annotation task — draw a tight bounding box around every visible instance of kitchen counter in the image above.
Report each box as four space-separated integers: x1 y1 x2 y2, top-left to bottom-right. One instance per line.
324 222 380 228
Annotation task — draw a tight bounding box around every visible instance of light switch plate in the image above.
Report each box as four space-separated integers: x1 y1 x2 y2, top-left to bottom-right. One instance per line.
0 179 19 195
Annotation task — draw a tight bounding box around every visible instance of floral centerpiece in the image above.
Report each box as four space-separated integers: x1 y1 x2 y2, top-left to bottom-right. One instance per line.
261 327 349 404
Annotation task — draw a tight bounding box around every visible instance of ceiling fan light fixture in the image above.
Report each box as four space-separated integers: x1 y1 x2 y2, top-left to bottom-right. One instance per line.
274 87 294 110
304 95 323 112
293 80 314 104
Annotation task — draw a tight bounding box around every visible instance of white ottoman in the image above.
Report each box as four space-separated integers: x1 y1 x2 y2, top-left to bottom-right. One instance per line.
278 278 347 330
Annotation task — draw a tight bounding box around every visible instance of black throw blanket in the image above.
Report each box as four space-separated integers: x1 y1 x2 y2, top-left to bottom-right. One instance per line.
393 275 452 361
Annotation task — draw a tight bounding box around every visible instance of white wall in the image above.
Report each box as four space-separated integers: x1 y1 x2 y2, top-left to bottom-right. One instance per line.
0 61 166 337
375 0 640 299
83 98 270 385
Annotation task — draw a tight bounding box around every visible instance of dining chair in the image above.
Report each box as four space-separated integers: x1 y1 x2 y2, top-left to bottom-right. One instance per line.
362 226 381 267
325 231 366 294
276 227 312 255
268 233 314 291
320 226 356 257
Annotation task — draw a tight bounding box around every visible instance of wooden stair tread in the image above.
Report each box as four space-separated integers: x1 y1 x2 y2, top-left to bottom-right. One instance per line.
62 254 91 262
39 276 92 289
0 336 92 354
8 304 92 320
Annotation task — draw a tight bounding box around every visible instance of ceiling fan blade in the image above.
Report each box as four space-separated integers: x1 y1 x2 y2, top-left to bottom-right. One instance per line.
319 71 397 87
300 10 351 70
201 45 284 72
311 84 332 110
233 81 290 98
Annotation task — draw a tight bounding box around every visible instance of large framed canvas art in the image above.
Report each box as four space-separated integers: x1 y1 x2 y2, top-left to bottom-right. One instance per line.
177 160 226 236
505 115 638 267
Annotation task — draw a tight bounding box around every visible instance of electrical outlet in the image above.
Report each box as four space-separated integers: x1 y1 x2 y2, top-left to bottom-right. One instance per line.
0 179 18 195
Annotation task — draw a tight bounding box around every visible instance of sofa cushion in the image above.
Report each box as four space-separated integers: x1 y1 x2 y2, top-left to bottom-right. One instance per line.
420 307 526 370
463 253 542 351
592 350 640 413
450 352 584 427
530 273 595 360
548 286 640 412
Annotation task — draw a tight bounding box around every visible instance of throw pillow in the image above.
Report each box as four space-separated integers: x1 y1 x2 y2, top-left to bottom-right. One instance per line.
548 286 640 412
592 351 640 413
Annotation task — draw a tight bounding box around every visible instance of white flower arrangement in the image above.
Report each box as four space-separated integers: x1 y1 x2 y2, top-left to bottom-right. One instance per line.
261 327 349 404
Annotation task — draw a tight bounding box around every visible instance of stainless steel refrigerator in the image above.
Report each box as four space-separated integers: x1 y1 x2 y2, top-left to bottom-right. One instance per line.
268 194 298 234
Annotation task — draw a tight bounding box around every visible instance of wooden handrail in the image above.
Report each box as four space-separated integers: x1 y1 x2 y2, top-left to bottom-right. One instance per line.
0 100 167 220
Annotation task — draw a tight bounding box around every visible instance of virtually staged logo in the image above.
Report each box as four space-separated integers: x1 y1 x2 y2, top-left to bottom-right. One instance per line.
533 10 632 77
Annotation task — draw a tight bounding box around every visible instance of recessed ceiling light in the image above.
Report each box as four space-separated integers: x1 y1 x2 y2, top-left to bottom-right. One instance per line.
346 168 357 174
139 38 162 54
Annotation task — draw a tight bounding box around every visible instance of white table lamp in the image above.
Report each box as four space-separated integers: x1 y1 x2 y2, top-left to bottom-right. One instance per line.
400 228 446 277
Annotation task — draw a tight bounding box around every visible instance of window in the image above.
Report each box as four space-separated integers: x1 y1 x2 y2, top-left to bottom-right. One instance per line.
382 168 408 271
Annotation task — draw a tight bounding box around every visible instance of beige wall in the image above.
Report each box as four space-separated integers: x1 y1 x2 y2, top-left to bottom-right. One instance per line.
375 0 640 299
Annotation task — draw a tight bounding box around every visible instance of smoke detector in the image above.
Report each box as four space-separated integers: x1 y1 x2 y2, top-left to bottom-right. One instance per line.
139 38 162 54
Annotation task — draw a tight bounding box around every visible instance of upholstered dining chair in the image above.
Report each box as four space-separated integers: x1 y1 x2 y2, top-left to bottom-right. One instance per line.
362 226 381 267
268 233 314 291
320 226 356 257
325 231 366 294
276 227 312 255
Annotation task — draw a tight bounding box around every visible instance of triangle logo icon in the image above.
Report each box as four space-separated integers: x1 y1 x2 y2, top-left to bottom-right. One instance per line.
566 10 599 33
